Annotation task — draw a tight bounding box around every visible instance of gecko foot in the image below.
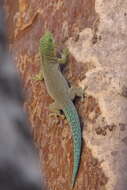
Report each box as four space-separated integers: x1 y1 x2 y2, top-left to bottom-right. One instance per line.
32 72 44 81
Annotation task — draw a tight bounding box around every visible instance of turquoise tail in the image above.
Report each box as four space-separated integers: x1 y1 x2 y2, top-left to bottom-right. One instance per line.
63 101 81 188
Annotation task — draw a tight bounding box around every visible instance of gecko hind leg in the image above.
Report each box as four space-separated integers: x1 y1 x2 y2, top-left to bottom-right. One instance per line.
49 102 65 121
69 86 84 101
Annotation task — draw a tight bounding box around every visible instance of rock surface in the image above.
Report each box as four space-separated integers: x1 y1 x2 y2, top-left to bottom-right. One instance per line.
0 3 43 190
4 0 127 189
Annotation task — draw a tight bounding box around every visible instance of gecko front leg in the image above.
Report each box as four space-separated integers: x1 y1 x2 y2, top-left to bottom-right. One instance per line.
57 48 69 64
33 72 44 81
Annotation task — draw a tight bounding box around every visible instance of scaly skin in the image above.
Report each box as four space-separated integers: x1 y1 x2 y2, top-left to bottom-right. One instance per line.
39 32 83 188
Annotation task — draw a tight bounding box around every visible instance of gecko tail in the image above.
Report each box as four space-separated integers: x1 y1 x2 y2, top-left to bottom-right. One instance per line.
63 101 81 188
71 176 76 189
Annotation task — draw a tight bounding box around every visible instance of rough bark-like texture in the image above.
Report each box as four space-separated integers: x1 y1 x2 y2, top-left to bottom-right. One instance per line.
4 0 127 189
0 3 42 190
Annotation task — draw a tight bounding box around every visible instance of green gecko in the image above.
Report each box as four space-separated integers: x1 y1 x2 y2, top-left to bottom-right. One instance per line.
37 32 83 188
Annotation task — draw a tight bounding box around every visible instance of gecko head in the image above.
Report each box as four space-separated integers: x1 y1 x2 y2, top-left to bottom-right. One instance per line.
39 32 55 58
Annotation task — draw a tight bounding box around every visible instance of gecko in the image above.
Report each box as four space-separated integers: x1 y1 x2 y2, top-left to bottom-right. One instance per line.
37 32 83 188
